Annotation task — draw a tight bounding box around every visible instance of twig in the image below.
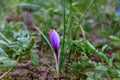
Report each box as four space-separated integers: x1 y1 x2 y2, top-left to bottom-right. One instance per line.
0 67 13 79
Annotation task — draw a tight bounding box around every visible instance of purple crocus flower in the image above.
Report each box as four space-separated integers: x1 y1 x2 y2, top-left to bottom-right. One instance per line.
49 29 60 64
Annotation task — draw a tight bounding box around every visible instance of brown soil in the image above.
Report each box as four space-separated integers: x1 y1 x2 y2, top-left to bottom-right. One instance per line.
0 51 70 80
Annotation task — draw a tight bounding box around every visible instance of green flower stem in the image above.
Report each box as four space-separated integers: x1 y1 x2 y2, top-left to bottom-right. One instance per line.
32 24 60 75
32 24 55 55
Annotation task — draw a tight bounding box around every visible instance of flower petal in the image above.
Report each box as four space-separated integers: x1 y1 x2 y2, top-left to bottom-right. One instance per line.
49 29 60 53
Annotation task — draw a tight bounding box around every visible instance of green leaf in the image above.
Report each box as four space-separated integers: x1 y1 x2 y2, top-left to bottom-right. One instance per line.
17 37 29 45
0 48 8 57
7 42 22 49
30 54 39 67
114 52 120 62
98 52 110 65
19 3 39 11
0 65 7 70
109 36 120 43
0 56 17 67
95 64 107 78
2 60 18 67
83 40 98 54
86 72 94 79
0 33 11 43
0 56 8 61
0 40 8 45
95 64 107 71
101 44 108 52
26 37 35 51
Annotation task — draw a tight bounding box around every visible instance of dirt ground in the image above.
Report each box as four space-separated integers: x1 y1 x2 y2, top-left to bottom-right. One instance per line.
0 50 72 80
